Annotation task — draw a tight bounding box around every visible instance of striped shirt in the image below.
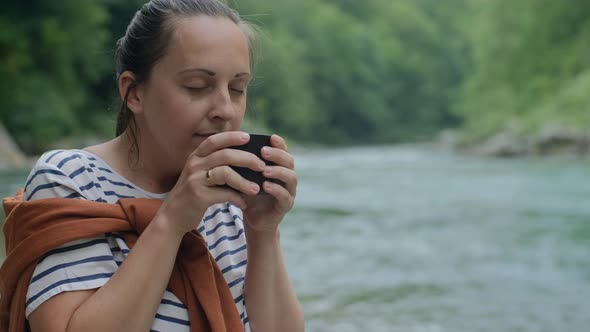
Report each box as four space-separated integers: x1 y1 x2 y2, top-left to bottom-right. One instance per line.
23 149 250 331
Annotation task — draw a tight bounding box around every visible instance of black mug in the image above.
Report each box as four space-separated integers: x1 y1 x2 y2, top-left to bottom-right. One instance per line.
229 134 275 195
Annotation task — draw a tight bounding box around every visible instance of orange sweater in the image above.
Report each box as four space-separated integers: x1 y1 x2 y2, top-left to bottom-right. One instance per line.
0 189 244 332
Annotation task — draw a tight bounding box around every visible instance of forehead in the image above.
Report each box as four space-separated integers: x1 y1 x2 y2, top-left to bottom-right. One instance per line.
161 15 250 73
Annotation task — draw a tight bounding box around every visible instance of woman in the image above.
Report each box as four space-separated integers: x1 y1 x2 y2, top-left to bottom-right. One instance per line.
15 0 303 331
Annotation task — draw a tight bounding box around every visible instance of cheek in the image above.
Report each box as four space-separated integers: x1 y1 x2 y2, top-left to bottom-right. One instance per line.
142 91 193 139
232 100 247 128
147 87 193 121
143 85 174 114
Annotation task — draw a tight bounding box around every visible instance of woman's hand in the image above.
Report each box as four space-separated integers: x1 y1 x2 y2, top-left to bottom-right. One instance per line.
157 132 266 238
243 134 297 234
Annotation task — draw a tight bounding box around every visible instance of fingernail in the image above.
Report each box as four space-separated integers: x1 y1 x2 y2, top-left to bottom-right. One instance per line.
251 184 260 194
241 133 250 142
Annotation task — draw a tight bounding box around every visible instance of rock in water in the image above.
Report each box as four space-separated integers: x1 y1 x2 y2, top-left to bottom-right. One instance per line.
0 123 27 169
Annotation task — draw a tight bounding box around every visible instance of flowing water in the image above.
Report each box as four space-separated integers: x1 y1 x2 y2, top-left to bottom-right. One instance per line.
1 146 589 331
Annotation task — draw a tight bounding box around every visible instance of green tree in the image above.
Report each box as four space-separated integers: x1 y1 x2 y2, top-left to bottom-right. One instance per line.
0 0 111 153
1 0 478 152
456 0 590 140
237 0 469 144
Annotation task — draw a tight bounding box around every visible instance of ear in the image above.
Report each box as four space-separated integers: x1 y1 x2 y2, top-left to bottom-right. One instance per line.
118 71 144 114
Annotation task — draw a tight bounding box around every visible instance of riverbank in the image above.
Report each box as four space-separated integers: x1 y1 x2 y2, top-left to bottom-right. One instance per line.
0 123 28 169
2 124 589 172
438 126 590 158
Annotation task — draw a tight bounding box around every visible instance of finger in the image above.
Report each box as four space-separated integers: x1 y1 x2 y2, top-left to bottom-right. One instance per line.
263 166 297 196
205 148 266 172
270 134 288 151
194 131 250 157
209 166 260 195
263 180 294 211
261 146 295 170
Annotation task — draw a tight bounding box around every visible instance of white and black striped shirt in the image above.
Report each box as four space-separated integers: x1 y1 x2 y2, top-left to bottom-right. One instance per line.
23 149 250 331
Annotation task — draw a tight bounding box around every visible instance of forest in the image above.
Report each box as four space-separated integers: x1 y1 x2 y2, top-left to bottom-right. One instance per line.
1 0 589 154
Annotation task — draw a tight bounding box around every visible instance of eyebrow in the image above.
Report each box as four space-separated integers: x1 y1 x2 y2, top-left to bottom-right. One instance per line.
179 68 251 79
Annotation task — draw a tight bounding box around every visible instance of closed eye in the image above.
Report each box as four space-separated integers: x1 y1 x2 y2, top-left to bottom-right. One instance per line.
184 86 211 96
230 87 245 95
185 86 209 91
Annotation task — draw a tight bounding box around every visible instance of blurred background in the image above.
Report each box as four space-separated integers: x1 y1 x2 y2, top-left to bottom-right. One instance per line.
1 0 589 331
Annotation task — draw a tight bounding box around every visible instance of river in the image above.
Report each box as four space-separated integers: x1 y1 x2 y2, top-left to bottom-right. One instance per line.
1 146 589 331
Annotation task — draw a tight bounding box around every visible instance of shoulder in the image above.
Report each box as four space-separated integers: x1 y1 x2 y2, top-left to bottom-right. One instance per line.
27 149 99 173
23 149 105 201
38 149 101 172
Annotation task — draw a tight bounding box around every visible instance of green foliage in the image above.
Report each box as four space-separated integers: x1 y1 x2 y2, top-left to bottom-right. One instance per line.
456 0 590 140
237 0 466 144
0 0 111 153
1 0 588 152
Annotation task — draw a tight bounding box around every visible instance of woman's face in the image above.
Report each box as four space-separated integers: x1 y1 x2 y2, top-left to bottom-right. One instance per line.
135 15 251 170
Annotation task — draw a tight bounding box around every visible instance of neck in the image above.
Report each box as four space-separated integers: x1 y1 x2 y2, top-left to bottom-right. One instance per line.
112 131 181 194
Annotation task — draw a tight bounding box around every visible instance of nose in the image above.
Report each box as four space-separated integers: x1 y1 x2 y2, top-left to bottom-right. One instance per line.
208 87 235 122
